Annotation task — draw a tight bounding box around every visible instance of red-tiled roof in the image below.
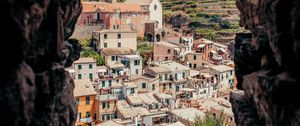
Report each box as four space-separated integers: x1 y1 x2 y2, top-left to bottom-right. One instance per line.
82 2 146 13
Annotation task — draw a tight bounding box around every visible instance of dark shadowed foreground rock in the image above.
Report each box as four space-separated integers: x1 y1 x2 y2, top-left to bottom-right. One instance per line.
0 0 82 125
231 0 300 126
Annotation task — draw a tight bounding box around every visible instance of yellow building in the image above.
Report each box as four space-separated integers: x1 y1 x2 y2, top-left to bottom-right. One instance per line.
74 79 99 126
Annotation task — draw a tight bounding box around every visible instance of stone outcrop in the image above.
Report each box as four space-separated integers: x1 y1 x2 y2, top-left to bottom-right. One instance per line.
231 0 300 125
0 0 82 125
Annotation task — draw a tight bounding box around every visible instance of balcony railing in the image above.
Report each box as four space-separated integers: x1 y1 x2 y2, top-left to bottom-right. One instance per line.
79 117 92 123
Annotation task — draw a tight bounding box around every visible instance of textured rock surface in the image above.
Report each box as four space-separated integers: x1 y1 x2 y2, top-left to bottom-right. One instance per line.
231 0 300 125
0 0 82 125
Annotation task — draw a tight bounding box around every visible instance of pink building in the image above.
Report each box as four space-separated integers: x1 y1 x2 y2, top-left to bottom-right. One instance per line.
78 2 149 37
153 41 181 61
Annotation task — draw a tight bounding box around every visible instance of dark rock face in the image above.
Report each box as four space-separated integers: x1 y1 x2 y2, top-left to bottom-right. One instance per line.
0 0 82 125
231 0 300 125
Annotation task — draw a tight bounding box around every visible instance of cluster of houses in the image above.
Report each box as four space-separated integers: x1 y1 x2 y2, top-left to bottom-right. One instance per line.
69 0 236 126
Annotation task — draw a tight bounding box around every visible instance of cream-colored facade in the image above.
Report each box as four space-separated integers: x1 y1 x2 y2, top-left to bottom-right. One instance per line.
93 30 137 51
73 58 97 80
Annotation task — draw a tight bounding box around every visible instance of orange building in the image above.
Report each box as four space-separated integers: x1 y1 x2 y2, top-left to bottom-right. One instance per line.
74 79 99 126
193 38 214 62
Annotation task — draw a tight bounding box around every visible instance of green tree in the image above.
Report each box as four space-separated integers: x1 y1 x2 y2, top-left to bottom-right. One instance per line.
79 38 105 66
194 112 227 126
219 20 231 29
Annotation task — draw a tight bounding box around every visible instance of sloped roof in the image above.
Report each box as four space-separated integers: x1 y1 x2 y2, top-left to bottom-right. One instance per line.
101 48 135 56
125 0 152 5
82 2 146 13
74 79 97 97
74 57 96 64
98 120 124 126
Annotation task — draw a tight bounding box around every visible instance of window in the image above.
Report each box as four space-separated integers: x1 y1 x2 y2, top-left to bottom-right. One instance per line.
135 69 139 74
230 70 233 75
169 83 172 89
176 86 179 92
86 96 90 105
164 74 167 80
78 65 82 69
78 74 82 79
102 115 105 121
167 49 171 54
96 12 100 20
114 101 117 107
194 55 197 60
118 42 121 47
107 102 110 108
152 84 155 91
104 34 107 39
194 64 197 68
163 84 166 91
109 80 112 86
118 34 121 39
104 43 107 48
102 81 105 87
165 57 168 61
76 98 79 105
130 88 135 94
137 124 141 126
134 60 140 65
79 112 81 119
112 56 115 61
189 64 192 68
89 64 93 69
182 73 185 79
159 75 162 81
86 111 90 117
89 73 93 80
142 83 146 89
175 74 178 80
102 102 106 109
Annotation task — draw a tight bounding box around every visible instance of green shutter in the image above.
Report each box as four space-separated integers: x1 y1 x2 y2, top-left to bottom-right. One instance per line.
152 84 155 91
102 81 105 87
89 64 93 69
78 65 82 69
78 74 82 79
89 73 93 80
142 83 146 89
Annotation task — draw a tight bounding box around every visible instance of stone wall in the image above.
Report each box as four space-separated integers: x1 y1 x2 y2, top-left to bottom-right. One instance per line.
0 0 82 125
71 26 103 40
231 0 300 125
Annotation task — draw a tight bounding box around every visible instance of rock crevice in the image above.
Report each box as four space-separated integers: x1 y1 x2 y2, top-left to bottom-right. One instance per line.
0 0 82 125
231 0 300 125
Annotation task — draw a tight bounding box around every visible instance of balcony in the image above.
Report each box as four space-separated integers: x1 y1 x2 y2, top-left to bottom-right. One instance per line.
79 117 92 123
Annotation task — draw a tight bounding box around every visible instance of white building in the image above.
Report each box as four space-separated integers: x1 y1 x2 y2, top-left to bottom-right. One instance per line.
72 58 97 80
125 0 163 28
211 65 234 89
122 82 138 98
120 55 143 77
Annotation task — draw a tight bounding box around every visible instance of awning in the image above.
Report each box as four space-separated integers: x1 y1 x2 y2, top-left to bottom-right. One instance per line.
97 69 107 73
210 50 217 54
67 69 75 73
108 63 125 69
197 44 206 48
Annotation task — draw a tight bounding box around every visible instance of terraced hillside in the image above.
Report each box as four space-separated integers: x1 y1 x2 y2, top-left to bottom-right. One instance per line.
161 0 246 43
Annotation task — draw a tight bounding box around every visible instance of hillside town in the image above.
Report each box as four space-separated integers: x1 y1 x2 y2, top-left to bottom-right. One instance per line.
69 0 237 126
